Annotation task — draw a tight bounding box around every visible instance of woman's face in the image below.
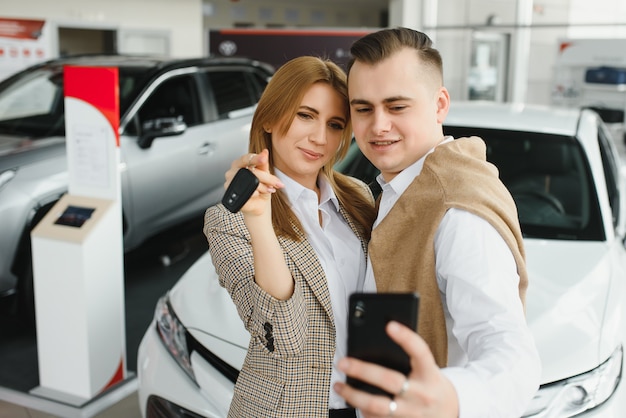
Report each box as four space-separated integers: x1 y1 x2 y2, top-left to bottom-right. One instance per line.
270 82 347 189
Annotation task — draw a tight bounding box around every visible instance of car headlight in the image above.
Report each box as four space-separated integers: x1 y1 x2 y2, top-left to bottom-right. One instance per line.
154 293 197 384
523 345 623 417
0 169 16 189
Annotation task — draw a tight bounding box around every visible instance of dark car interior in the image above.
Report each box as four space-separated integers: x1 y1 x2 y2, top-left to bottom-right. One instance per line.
338 126 605 242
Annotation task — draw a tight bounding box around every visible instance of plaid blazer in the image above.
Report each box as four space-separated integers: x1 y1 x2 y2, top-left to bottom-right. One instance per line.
204 193 370 417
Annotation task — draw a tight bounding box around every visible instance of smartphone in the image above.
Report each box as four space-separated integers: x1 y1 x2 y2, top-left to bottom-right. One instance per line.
221 168 259 213
346 292 419 397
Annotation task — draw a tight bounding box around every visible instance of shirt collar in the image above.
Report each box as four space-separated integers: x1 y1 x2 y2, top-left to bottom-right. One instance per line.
275 168 340 212
375 136 454 197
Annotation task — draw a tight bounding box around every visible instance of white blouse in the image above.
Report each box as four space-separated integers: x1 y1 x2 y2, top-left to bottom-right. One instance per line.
275 169 367 409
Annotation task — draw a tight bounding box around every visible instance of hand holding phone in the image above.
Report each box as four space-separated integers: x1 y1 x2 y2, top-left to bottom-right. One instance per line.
221 168 259 213
347 292 419 397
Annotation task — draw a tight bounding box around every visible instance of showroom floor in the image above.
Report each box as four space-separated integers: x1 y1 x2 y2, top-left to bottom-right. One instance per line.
0 217 208 418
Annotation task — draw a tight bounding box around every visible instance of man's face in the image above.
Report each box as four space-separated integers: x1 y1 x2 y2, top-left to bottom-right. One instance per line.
348 48 450 182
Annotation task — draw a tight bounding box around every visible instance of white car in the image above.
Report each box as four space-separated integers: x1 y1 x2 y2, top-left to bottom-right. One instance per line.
137 102 626 418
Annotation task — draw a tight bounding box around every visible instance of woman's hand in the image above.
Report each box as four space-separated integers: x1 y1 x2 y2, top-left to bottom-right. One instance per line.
225 149 293 299
224 149 284 217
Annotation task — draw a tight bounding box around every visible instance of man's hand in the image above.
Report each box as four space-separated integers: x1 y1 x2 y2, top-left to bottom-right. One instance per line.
334 321 459 418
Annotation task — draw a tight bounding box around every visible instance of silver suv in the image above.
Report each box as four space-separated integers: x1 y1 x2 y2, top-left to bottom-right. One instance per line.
0 54 273 320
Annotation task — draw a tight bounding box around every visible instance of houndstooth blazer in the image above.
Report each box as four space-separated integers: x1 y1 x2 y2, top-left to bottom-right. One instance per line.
204 194 370 418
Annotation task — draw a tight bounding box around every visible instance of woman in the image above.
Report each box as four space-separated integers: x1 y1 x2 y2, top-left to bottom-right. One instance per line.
203 56 376 417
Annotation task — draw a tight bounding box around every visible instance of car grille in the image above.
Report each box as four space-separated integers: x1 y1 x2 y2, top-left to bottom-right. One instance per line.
186 328 240 384
146 395 206 418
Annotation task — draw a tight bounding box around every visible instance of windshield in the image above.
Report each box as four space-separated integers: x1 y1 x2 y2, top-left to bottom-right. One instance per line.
445 126 603 241
338 127 604 242
0 64 149 139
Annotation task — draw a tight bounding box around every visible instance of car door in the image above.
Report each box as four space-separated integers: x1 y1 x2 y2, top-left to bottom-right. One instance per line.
191 67 267 208
120 69 209 248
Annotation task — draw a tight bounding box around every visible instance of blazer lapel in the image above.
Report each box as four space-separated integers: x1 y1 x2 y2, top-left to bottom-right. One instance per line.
338 204 368 257
277 205 368 326
278 226 335 326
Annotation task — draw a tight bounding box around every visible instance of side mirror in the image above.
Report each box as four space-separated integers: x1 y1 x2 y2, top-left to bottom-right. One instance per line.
585 106 624 124
138 116 187 149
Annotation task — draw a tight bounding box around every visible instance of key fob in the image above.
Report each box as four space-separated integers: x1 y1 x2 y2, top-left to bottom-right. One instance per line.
221 168 260 213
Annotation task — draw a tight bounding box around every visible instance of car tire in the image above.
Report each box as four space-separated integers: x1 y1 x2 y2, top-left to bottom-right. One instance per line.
16 252 36 331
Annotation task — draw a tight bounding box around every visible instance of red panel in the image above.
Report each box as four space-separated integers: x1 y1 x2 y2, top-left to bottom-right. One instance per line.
64 66 120 147
101 356 126 392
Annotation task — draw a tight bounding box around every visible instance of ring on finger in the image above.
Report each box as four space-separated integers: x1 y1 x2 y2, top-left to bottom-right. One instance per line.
388 399 398 416
397 378 410 396
246 153 255 168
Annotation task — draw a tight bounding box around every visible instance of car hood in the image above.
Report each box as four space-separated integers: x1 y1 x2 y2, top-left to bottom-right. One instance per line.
524 239 615 384
0 135 66 171
169 239 617 383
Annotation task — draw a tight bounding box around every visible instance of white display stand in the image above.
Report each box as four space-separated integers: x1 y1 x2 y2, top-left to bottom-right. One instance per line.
28 66 129 408
30 194 125 403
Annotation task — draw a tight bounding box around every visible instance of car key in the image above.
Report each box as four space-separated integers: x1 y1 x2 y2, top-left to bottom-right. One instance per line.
221 168 260 213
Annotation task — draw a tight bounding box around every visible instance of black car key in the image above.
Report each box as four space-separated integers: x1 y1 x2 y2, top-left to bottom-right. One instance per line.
221 168 260 213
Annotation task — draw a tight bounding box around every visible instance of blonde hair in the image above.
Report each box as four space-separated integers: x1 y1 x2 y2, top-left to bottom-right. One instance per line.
250 56 375 240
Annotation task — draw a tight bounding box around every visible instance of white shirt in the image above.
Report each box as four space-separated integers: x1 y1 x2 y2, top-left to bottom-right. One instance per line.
275 169 367 409
365 137 541 418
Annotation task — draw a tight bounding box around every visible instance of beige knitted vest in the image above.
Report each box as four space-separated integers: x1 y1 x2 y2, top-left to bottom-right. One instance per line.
369 137 527 367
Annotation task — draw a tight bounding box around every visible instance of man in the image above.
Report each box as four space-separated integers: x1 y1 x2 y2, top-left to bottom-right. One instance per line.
333 27 541 417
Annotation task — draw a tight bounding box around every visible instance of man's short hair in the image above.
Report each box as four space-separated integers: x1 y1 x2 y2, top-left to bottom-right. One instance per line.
347 27 443 83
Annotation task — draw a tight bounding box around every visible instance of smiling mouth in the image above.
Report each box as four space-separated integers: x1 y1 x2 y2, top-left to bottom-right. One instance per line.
370 139 399 146
302 149 323 159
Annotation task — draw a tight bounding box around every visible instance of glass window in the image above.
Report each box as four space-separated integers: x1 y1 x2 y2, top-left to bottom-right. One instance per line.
444 126 604 241
0 70 61 121
137 74 200 129
204 71 255 118
250 70 270 101
0 68 65 138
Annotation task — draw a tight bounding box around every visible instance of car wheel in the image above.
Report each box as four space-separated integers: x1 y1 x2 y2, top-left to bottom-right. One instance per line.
15 202 54 331
16 249 36 330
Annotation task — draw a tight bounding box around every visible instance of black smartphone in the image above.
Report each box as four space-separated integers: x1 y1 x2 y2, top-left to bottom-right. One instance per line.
221 168 259 213
346 292 419 397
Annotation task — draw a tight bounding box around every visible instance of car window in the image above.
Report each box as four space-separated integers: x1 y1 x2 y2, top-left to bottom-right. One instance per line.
0 70 60 121
0 64 164 139
136 74 201 130
202 70 256 119
445 126 605 241
0 68 65 137
250 71 270 101
597 123 620 227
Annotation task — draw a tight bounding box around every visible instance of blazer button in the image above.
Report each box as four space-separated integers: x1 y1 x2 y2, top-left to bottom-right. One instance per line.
263 322 274 352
